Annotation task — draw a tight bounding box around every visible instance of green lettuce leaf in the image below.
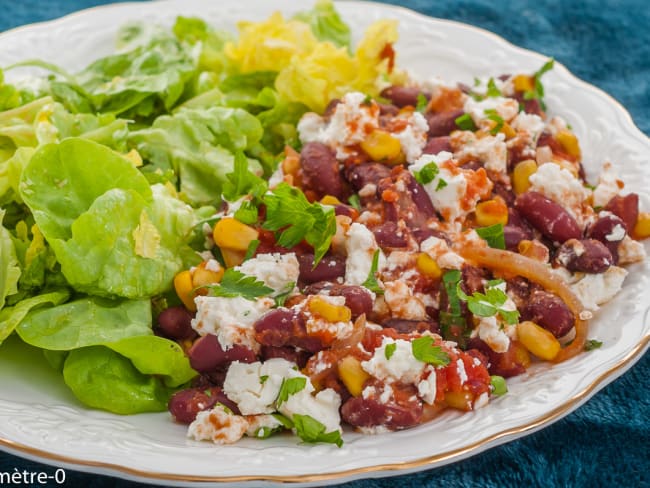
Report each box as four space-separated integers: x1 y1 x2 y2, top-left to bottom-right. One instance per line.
0 210 21 309
63 346 174 414
293 0 351 49
0 289 70 344
172 16 233 73
15 296 152 350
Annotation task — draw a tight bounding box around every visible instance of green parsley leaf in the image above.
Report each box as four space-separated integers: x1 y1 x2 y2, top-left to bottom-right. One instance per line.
415 93 429 112
222 151 268 202
348 194 361 211
204 389 212 397
476 223 506 250
262 183 336 265
484 108 504 135
234 200 259 225
243 239 260 262
276 376 307 406
473 77 481 87
413 161 440 185
215 402 233 415
486 78 501 97
536 58 555 78
411 336 450 366
456 281 520 325
439 270 468 347
254 426 278 439
362 94 373 105
259 375 269 385
523 58 554 111
361 249 384 295
271 413 295 429
435 178 448 191
384 342 397 360
584 339 603 351
490 375 508 396
455 113 477 131
292 414 343 447
207 268 273 300
274 281 296 307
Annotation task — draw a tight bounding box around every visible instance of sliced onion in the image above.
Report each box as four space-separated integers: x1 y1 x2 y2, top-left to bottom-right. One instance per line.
460 246 588 363
332 313 367 353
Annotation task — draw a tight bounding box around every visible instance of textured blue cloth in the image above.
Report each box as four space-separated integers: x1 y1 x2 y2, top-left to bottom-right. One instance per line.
0 1 648 487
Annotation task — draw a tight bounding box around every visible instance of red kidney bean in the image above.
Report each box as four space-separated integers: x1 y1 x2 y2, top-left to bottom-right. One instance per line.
462 265 490 295
323 99 341 117
404 172 437 220
514 93 543 116
336 285 374 319
605 193 639 232
426 109 465 137
373 221 409 248
254 308 294 347
156 306 195 340
300 142 347 199
381 318 434 334
504 225 531 251
334 204 357 218
297 253 346 284
187 335 255 373
378 103 400 116
422 136 452 155
522 290 574 338
467 338 527 378
260 345 310 368
555 238 613 273
344 162 391 192
587 214 627 264
341 390 422 430
168 387 240 424
514 191 581 243
493 181 516 206
380 85 429 108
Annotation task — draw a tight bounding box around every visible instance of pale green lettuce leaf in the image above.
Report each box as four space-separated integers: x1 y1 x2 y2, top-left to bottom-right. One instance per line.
293 0 351 49
0 210 21 309
0 289 70 344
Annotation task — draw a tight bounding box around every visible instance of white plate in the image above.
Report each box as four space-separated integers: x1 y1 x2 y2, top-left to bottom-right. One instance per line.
0 1 649 486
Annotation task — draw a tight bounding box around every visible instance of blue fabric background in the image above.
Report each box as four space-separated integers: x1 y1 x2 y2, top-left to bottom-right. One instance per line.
0 1 648 486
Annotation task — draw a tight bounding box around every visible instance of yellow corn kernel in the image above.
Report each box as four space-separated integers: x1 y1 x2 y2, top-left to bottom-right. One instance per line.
517 320 561 361
555 129 581 159
173 270 196 312
337 356 370 397
213 217 259 252
512 159 538 195
123 148 143 167
513 74 535 92
512 340 532 369
475 197 508 227
416 252 442 279
360 129 402 162
192 261 224 288
308 295 352 323
221 248 246 268
500 122 517 139
633 212 650 239
444 390 474 411
320 195 342 206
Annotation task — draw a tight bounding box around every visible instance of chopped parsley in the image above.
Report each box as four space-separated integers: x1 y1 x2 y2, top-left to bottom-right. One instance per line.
271 413 295 429
411 336 450 366
276 376 307 406
243 239 260 261
584 339 603 351
413 161 440 185
523 58 554 111
254 426 280 439
415 93 429 112
259 375 269 385
455 113 477 131
490 375 508 396
435 178 448 191
234 200 259 225
384 342 397 360
361 249 384 295
484 108 504 135
292 414 343 447
348 194 362 211
262 183 336 265
206 268 273 300
439 270 467 345
456 279 520 325
222 151 268 202
476 223 506 250
486 77 502 98
274 281 296 307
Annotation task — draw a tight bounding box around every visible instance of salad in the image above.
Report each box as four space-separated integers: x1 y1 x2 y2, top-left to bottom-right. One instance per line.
0 1 647 448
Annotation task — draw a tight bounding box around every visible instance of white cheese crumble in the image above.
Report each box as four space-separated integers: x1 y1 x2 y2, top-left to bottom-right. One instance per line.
471 314 516 354
420 236 464 269
394 111 429 163
235 252 299 295
361 337 425 384
456 358 468 385
606 224 626 242
417 366 437 405
383 279 428 320
569 266 628 311
592 162 622 208
191 295 274 352
528 162 590 222
453 131 508 175
344 222 385 286
617 236 647 264
188 406 249 445
463 96 519 125
511 112 545 140
223 359 295 415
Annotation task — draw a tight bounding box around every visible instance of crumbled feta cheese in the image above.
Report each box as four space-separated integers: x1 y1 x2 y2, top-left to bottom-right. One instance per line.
223 359 295 415
592 162 622 208
528 162 589 222
546 116 569 136
268 165 285 188
358 183 377 198
204 259 222 273
463 96 519 124
362 337 425 384
191 295 274 352
473 392 489 409
236 252 299 295
570 266 628 311
535 145 554 165
606 224 627 242
617 236 646 264
417 366 437 404
473 315 510 353
188 406 249 444
394 111 429 163
383 279 428 320
511 112 545 140
245 414 284 438
420 236 464 269
345 222 385 286
453 131 508 175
